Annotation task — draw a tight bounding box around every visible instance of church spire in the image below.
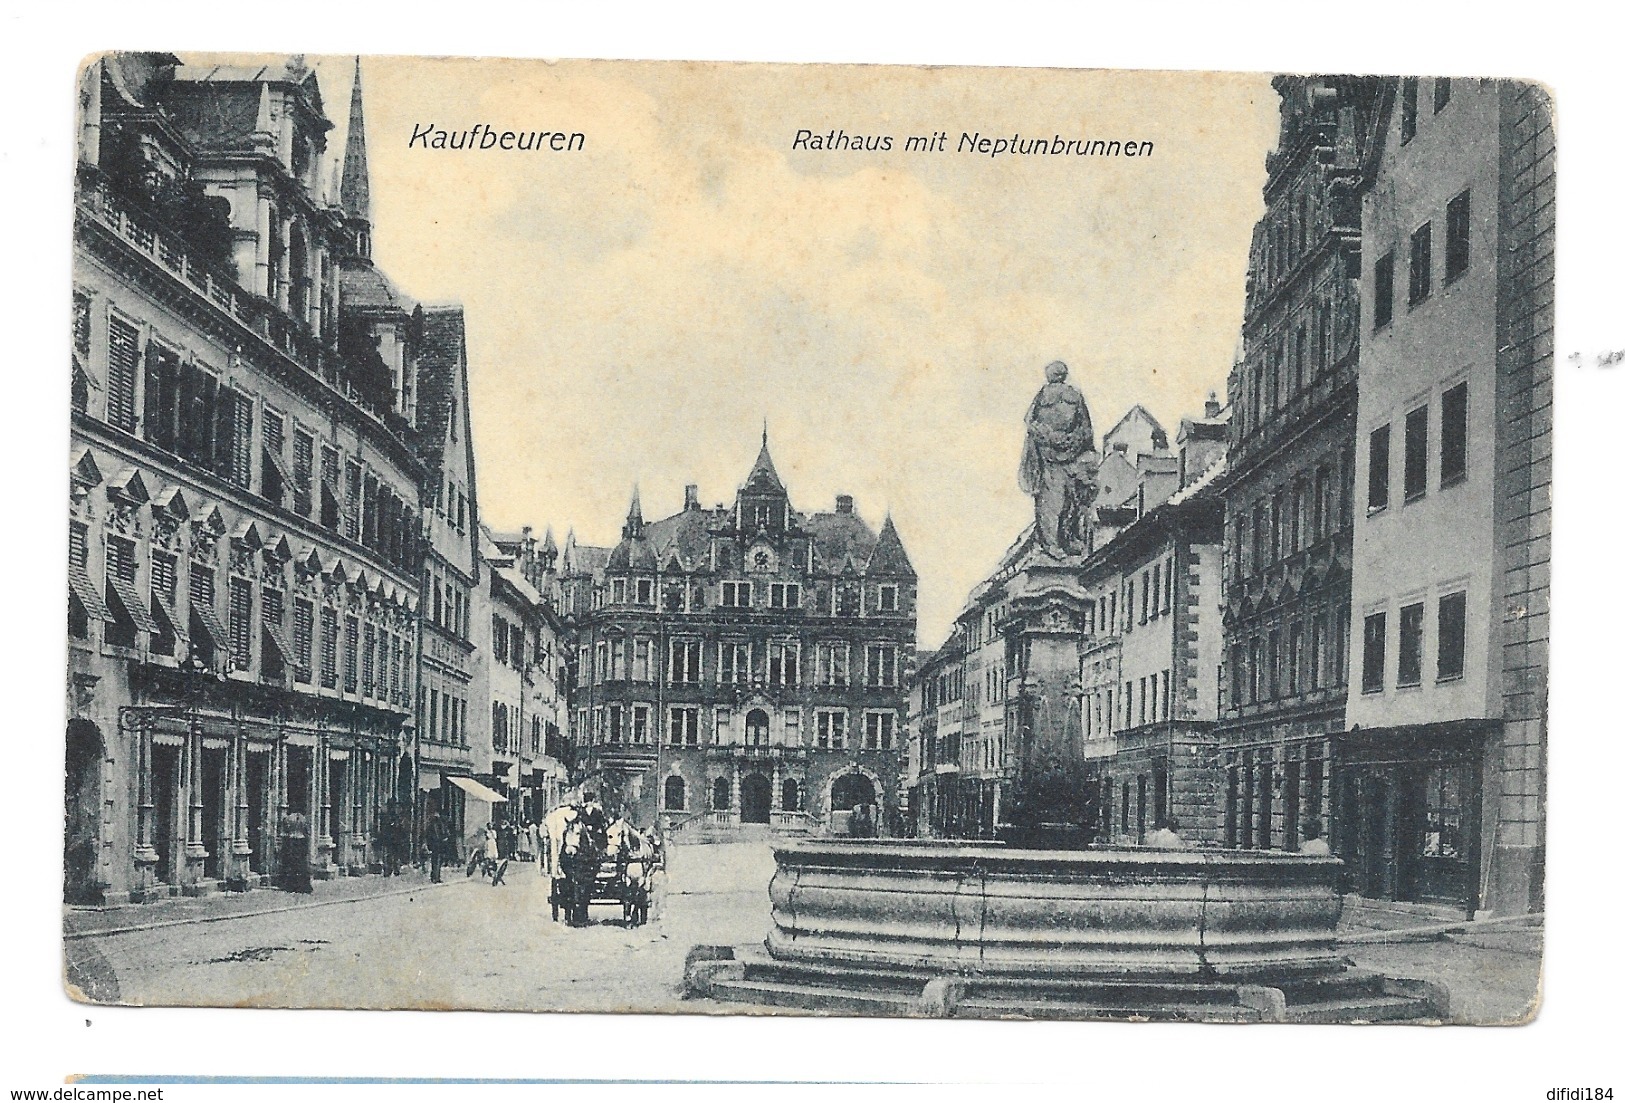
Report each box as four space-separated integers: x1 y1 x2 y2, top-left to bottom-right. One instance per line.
339 57 372 251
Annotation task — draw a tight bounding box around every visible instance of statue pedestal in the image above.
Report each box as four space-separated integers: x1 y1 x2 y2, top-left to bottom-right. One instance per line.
997 558 1095 848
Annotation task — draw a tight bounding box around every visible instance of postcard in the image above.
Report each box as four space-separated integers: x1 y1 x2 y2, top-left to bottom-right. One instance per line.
63 52 1548 1024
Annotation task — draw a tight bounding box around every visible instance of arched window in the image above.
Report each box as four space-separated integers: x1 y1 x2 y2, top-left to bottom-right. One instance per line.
664 775 686 812
830 772 876 812
782 778 800 813
711 776 731 810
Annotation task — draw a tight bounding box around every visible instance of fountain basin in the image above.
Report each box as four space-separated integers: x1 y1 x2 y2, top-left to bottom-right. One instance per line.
765 839 1346 981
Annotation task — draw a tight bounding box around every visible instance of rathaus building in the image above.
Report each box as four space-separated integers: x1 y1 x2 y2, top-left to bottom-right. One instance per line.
562 435 918 836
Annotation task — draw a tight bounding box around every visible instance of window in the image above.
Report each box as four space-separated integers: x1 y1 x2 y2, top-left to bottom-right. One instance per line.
142 341 181 452
1288 621 1304 695
1309 615 1325 690
292 429 315 517
149 551 178 656
343 614 359 694
610 578 626 605
606 703 624 743
770 582 802 609
633 638 653 682
669 640 702 682
816 710 848 750
345 460 362 540
1433 77 1452 112
816 642 850 687
262 411 288 505
1266 630 1280 699
1124 579 1134 632
1441 381 1469 487
1371 248 1397 329
769 640 801 685
664 775 686 811
632 704 650 744
229 576 253 672
319 444 340 529
632 577 653 605
1400 77 1418 142
320 606 338 688
1437 591 1467 682
719 640 751 684
293 597 313 683
1409 222 1432 306
1368 424 1391 512
877 584 898 612
1362 612 1387 694
105 317 139 433
720 580 752 608
1398 602 1425 687
1404 405 1429 502
1446 190 1471 281
610 638 626 680
864 712 895 750
866 643 898 687
668 707 700 746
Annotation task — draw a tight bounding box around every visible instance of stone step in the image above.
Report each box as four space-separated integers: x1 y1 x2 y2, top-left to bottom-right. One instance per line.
1276 968 1389 1001
1285 994 1438 1024
953 997 1261 1023
707 977 917 1016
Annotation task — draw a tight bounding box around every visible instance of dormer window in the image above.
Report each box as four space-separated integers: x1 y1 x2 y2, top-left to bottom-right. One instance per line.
611 578 627 604
877 584 899 612
635 578 654 605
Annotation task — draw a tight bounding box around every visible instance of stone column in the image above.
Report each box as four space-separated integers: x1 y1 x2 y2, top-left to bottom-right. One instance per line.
132 715 159 900
998 560 1095 849
229 721 252 891
183 719 208 891
315 728 334 877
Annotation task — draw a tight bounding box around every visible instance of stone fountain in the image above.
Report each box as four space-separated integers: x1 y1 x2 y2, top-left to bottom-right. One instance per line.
685 363 1448 1023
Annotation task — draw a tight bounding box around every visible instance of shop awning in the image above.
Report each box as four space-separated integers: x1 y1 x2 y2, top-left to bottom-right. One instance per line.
448 775 507 803
417 768 441 791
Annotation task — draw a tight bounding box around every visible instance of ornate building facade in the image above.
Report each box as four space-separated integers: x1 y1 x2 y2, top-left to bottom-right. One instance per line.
1215 76 1379 858
561 436 918 835
68 55 424 903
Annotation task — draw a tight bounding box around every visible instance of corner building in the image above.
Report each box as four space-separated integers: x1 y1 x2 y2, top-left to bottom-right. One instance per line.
67 56 424 902
563 436 918 836
1343 78 1551 916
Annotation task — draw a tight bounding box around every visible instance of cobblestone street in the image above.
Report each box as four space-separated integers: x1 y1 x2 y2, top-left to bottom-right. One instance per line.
66 840 1540 1023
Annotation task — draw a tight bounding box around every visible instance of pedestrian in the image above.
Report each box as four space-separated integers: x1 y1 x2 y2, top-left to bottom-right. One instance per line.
424 808 449 884
1145 817 1187 849
1299 818 1332 856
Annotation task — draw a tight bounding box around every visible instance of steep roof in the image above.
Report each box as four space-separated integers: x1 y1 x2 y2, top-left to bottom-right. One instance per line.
414 305 465 452
1103 403 1170 453
741 431 786 495
644 506 720 569
801 509 876 574
864 514 917 579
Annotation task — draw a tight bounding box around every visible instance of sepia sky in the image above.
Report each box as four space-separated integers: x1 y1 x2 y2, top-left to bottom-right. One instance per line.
286 55 1279 646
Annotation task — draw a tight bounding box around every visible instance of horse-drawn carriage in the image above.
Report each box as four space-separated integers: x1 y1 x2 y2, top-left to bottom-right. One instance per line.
544 804 657 928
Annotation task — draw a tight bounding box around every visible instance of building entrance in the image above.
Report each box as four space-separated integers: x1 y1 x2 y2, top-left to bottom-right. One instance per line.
64 722 102 904
740 773 772 823
151 743 181 886
200 747 227 881
245 751 269 874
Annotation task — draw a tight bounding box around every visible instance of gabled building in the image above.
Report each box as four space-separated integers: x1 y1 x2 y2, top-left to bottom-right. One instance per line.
67 55 425 903
564 433 918 835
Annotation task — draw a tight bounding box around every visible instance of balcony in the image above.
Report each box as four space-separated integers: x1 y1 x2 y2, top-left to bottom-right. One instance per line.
706 744 810 763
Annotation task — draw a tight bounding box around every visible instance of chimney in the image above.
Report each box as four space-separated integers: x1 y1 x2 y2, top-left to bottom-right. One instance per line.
1205 391 1221 419
835 494 854 514
684 484 700 511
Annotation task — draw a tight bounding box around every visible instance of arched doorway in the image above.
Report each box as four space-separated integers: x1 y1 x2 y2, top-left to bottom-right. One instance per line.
830 771 876 812
782 778 801 813
741 773 772 824
745 709 770 747
64 722 102 904
711 776 732 811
